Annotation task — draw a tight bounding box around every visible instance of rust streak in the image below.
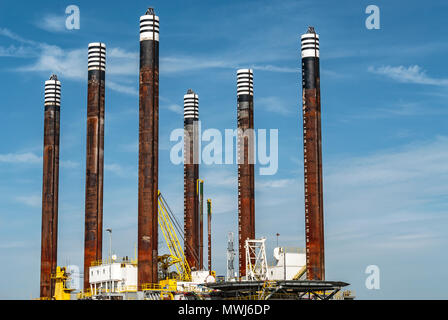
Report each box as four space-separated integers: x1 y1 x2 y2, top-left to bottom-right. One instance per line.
40 103 60 299
302 56 325 281
184 121 199 270
83 70 105 289
138 38 159 288
237 95 255 278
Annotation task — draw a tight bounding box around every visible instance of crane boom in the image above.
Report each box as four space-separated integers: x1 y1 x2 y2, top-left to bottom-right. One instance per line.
158 192 192 281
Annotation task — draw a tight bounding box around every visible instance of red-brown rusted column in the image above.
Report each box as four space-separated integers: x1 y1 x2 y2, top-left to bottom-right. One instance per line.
83 42 106 290
138 8 159 288
301 27 325 280
40 75 61 299
207 199 212 273
184 89 200 270
199 180 204 270
237 69 255 278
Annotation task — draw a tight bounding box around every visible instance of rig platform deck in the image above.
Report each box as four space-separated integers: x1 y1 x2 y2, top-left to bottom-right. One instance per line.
205 280 350 300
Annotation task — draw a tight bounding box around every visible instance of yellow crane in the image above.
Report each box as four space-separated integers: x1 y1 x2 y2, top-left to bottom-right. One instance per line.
158 191 192 282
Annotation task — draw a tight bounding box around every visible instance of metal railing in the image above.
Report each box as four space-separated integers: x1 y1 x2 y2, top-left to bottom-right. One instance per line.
78 285 138 298
76 289 92 299
91 258 137 267
141 283 177 291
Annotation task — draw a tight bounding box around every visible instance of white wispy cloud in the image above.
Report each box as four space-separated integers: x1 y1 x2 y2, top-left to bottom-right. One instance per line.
0 151 80 169
0 28 138 95
105 163 126 176
18 45 86 80
160 56 234 74
17 44 140 95
164 103 183 115
118 141 138 153
60 160 79 168
108 81 138 96
256 96 294 116
0 28 37 45
35 14 67 33
368 65 448 86
366 232 441 251
2 26 297 99
107 48 138 76
250 64 296 73
325 136 448 252
15 195 41 208
257 178 295 189
105 163 137 178
326 136 448 187
108 48 138 59
0 241 30 249
207 192 237 215
160 56 296 74
326 42 448 60
340 100 448 122
0 152 41 164
0 45 35 58
202 169 237 189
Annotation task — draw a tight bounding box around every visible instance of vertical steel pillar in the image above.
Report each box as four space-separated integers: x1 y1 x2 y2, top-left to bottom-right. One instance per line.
83 42 106 290
183 89 200 269
237 69 255 278
199 180 204 270
207 199 212 274
40 74 61 299
138 8 160 288
301 27 325 280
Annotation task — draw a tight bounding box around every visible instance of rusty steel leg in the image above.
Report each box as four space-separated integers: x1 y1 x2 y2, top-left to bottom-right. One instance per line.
237 69 255 278
84 43 106 290
40 76 61 299
184 160 199 269
183 122 199 270
138 10 159 288
207 199 212 273
301 28 325 281
183 90 200 270
199 180 204 270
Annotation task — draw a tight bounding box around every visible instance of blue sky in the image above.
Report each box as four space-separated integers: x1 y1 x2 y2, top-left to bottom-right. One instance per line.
1 0 448 299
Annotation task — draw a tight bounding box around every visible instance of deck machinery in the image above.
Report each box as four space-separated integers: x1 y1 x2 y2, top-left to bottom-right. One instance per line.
76 192 217 300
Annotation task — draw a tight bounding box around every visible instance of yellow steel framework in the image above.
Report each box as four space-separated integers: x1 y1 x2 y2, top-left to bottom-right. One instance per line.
258 280 277 300
292 265 307 280
52 267 75 300
157 191 192 282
